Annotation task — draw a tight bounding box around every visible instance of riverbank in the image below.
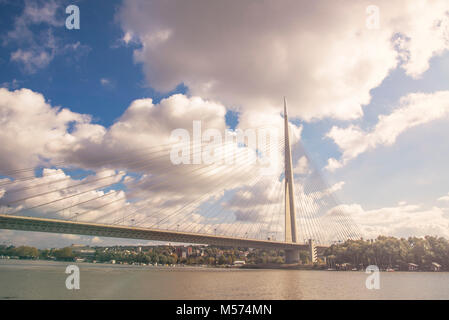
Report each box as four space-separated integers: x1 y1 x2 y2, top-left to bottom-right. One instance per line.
3 257 446 272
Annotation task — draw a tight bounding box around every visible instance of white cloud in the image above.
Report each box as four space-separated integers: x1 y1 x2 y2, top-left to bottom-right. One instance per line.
315 181 345 199
394 2 449 78
20 0 61 27
118 0 449 121
123 31 133 44
0 168 127 221
0 88 231 176
0 88 91 172
324 157 343 172
61 234 80 240
4 0 62 44
5 1 89 73
91 236 103 244
11 48 54 72
326 90 449 170
329 202 449 239
293 156 309 175
100 78 112 87
438 192 449 202
0 229 152 249
0 79 20 90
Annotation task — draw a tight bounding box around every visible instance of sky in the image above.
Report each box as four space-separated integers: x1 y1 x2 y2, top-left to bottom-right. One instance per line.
0 0 449 248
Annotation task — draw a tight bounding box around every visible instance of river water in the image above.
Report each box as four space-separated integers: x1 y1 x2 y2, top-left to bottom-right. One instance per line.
1 259 449 299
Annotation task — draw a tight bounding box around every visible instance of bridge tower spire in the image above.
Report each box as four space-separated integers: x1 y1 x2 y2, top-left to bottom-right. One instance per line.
284 98 301 264
283 97 298 243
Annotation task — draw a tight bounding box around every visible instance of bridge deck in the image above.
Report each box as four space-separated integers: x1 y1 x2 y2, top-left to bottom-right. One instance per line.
0 214 326 250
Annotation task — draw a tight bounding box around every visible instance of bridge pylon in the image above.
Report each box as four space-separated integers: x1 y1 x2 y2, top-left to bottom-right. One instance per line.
309 239 317 263
283 97 297 244
283 98 301 264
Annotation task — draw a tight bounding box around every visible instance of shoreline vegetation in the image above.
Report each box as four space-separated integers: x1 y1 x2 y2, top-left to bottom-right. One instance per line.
1 235 448 271
323 235 448 272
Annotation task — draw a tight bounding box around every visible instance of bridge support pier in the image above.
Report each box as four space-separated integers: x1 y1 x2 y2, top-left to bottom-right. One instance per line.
285 249 300 264
309 239 317 264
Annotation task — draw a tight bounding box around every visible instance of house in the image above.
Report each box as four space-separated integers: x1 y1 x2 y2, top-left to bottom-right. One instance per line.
175 246 192 259
338 263 352 271
431 262 441 272
408 263 418 271
71 245 95 259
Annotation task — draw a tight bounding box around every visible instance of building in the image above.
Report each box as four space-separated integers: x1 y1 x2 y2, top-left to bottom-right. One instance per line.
71 244 95 259
408 263 418 271
233 260 246 265
431 262 441 272
338 263 352 271
175 246 192 259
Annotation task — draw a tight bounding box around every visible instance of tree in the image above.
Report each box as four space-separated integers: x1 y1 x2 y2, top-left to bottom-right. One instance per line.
323 236 449 271
39 249 51 259
14 246 39 259
158 254 167 265
218 255 226 265
54 247 74 261
167 255 176 265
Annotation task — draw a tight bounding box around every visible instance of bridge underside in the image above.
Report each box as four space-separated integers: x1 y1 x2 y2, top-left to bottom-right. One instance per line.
0 214 323 252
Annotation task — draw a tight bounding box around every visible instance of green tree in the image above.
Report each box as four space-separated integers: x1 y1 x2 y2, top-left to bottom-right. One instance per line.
53 247 74 261
158 254 167 265
14 246 39 259
218 255 226 265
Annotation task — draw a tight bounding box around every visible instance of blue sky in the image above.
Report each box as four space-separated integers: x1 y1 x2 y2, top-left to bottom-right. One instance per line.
0 0 188 127
1 0 449 247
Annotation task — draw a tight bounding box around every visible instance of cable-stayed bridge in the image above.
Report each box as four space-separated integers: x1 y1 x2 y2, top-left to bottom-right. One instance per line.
0 100 361 263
